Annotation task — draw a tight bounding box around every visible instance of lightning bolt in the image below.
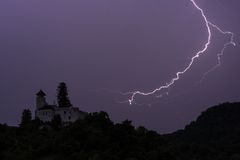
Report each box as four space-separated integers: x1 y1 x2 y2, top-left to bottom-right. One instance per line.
127 0 236 105
198 22 235 83
89 88 133 96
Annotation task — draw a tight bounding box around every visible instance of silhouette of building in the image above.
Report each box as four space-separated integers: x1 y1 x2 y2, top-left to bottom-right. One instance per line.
35 90 87 123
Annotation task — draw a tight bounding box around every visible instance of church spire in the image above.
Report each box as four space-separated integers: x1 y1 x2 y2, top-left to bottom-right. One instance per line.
36 90 46 97
36 90 47 109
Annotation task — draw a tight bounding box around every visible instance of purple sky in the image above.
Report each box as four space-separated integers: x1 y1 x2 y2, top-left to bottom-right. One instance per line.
0 0 239 133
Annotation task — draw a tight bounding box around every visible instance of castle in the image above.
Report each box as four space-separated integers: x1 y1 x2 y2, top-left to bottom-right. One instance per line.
35 90 87 123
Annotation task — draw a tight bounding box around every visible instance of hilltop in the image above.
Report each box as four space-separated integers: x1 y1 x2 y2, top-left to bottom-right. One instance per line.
0 102 240 160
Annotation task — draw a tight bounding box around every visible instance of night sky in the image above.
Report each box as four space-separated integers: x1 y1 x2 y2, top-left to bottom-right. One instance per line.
0 0 239 133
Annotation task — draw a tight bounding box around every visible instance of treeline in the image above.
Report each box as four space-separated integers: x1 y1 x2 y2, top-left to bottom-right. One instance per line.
1 102 240 160
0 111 171 160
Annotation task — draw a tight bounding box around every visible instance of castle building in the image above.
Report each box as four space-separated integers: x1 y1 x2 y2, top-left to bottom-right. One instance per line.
35 90 87 123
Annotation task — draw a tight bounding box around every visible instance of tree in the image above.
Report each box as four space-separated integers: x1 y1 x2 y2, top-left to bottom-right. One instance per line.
57 82 72 108
20 109 32 127
51 114 62 130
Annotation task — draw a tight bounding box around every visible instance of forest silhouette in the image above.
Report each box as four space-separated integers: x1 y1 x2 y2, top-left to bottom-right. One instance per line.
1 102 240 159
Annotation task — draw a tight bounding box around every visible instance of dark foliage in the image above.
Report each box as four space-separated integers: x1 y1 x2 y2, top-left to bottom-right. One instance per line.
57 82 72 108
169 102 240 160
20 109 32 127
1 102 240 160
51 115 62 131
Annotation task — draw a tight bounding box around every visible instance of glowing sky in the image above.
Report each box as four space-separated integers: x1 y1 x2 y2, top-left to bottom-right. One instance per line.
0 0 239 133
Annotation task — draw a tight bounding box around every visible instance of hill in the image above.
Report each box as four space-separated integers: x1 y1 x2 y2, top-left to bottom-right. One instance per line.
0 102 240 160
169 102 240 160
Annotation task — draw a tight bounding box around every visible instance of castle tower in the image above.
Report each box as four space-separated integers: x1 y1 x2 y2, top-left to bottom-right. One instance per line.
36 90 47 109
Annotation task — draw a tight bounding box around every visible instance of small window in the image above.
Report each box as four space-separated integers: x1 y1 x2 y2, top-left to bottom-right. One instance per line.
64 111 66 114
68 116 71 120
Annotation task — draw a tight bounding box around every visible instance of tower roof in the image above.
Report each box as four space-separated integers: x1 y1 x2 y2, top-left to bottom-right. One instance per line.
36 90 46 97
